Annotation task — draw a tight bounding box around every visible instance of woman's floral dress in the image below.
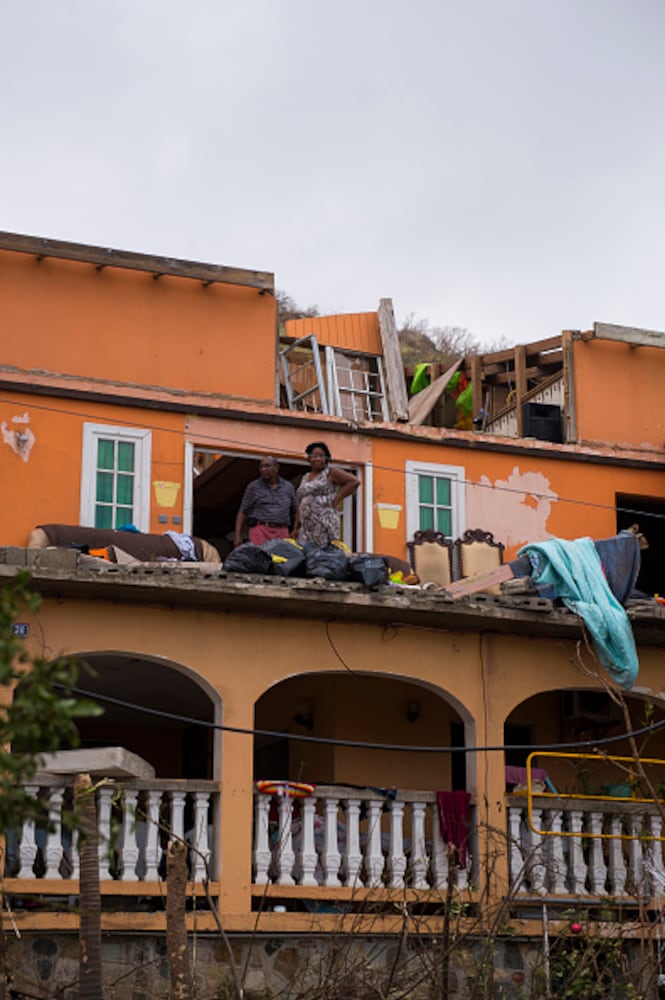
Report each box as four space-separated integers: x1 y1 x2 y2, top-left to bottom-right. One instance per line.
296 469 339 546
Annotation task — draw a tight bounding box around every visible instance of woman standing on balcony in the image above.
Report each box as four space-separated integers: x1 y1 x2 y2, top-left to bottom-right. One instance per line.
294 441 359 546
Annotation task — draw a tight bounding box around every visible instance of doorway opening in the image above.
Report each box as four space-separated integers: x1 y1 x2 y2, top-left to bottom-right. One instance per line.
191 449 362 559
616 492 665 597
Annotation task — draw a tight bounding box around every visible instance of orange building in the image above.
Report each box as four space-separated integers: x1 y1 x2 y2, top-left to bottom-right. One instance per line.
0 231 664 996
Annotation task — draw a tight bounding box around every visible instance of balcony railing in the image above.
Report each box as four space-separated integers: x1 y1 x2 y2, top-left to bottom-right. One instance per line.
5 776 219 883
252 784 473 891
508 795 665 899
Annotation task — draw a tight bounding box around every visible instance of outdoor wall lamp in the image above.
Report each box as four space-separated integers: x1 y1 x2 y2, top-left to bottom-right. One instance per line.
293 700 314 730
406 699 421 723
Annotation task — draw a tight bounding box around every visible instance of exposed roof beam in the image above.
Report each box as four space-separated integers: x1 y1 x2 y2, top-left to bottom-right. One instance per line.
473 335 562 367
478 365 560 385
592 322 665 349
0 231 274 292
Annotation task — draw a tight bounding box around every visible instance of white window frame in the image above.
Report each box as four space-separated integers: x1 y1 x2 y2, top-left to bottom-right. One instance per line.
80 423 152 532
325 346 389 423
405 460 466 542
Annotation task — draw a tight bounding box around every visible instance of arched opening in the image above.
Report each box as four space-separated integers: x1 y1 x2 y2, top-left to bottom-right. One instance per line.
504 688 665 795
504 689 665 901
251 673 476 893
63 652 218 779
254 672 472 793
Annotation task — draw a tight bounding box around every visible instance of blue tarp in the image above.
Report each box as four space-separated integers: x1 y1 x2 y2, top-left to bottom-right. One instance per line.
517 536 639 690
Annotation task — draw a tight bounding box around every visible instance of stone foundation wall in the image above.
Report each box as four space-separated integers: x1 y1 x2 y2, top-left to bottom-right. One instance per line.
2 931 656 999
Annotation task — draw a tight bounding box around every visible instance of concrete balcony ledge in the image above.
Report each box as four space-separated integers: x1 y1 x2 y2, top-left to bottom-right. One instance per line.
1 546 664 643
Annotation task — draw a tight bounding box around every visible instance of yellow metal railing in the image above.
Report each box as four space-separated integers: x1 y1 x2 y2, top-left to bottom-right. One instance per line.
523 750 665 840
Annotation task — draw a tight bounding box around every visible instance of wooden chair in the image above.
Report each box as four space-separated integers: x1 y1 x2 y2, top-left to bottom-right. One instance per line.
454 529 504 590
407 530 454 588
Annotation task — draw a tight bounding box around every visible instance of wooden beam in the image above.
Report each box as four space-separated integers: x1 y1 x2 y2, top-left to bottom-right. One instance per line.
377 298 409 421
408 358 462 426
593 322 665 349
0 230 274 292
480 362 561 382
514 344 526 437
561 330 577 443
473 335 562 368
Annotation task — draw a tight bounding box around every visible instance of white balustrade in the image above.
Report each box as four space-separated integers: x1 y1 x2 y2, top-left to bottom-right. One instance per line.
273 793 296 886
297 796 318 887
341 798 363 886
364 799 385 888
322 797 341 887
608 813 627 896
587 811 608 894
17 785 39 879
44 788 65 880
507 796 665 899
386 799 406 889
409 801 429 889
253 793 271 885
98 785 115 879
547 809 568 895
526 807 547 896
121 789 140 882
6 778 218 884
568 809 588 895
252 786 474 891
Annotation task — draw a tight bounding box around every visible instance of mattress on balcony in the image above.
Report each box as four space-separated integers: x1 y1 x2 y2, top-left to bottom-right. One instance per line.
33 523 219 563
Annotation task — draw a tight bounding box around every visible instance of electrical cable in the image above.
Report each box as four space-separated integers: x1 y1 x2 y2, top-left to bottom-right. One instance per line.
62 683 665 755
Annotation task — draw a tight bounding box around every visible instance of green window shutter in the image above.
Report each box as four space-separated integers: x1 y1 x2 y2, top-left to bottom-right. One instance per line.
95 505 113 529
418 476 434 504
97 439 115 470
436 477 451 507
436 509 452 536
96 471 114 503
117 442 135 472
116 474 134 506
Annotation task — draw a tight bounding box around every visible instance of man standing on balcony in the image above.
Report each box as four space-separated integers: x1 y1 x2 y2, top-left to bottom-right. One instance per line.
234 456 297 547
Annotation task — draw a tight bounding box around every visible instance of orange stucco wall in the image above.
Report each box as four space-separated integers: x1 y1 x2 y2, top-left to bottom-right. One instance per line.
1 250 276 403
24 593 665 920
285 312 382 354
369 433 664 563
3 377 661 562
573 338 665 449
0 389 186 542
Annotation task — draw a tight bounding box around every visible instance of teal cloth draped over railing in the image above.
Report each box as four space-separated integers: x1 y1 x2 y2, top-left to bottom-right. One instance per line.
518 536 638 689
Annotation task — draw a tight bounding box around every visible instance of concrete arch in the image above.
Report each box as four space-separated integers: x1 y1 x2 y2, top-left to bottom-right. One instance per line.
257 668 475 727
254 669 477 795
57 649 222 780
503 686 665 796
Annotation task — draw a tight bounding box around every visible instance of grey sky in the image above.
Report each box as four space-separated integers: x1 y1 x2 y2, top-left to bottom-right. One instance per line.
2 1 664 346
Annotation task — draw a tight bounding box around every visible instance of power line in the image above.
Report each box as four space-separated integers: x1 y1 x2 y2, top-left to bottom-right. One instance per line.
1 395 663 522
66 684 665 755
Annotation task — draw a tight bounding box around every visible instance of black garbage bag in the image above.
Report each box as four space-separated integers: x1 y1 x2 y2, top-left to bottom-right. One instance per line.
304 544 349 581
223 543 273 575
260 538 306 577
348 554 389 588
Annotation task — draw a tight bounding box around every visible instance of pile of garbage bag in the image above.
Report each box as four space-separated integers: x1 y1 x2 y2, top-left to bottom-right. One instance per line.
223 539 389 588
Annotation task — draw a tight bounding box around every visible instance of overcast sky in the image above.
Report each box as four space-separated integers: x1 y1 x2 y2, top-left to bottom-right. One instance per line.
2 1 664 346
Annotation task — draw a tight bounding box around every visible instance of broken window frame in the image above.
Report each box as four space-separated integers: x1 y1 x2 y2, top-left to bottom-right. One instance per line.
279 335 329 415
324 346 389 423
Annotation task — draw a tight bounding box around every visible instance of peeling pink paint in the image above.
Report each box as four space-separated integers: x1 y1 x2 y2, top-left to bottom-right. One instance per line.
466 466 558 549
1 413 35 462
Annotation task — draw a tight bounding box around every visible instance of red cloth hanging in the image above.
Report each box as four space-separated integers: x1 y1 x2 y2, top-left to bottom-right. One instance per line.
436 790 471 866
